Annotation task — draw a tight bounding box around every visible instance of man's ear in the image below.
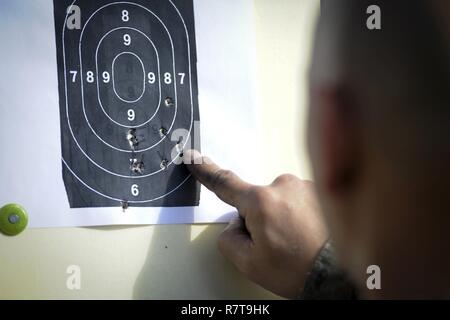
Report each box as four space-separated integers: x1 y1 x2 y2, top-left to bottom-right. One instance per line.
318 86 360 195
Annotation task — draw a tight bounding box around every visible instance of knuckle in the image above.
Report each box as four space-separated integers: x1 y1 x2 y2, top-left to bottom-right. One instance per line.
209 169 235 190
302 179 315 191
271 173 298 186
201 156 214 165
247 187 276 218
217 230 234 256
217 225 237 251
217 231 228 252
217 232 253 275
239 257 254 276
249 186 270 204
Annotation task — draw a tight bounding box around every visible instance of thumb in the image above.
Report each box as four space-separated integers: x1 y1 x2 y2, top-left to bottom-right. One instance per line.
218 217 253 274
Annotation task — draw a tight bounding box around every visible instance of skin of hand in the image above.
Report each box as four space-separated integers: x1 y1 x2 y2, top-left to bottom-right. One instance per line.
183 150 329 299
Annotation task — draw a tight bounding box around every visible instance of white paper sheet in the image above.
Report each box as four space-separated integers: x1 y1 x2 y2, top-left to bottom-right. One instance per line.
0 0 261 228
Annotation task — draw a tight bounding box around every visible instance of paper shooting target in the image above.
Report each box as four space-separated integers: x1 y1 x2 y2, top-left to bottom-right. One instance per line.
53 0 200 208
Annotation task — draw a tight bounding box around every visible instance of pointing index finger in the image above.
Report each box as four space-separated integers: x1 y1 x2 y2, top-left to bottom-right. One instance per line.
183 150 252 210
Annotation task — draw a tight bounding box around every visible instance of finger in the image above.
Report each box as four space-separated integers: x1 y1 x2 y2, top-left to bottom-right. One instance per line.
218 217 253 274
183 150 252 209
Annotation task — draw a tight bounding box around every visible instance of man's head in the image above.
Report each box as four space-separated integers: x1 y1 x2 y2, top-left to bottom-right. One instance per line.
308 0 450 298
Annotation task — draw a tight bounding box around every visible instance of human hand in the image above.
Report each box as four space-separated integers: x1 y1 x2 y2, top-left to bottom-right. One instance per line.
183 150 329 298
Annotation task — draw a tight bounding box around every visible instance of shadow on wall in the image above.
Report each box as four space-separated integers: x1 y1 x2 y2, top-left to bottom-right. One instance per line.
131 170 280 299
